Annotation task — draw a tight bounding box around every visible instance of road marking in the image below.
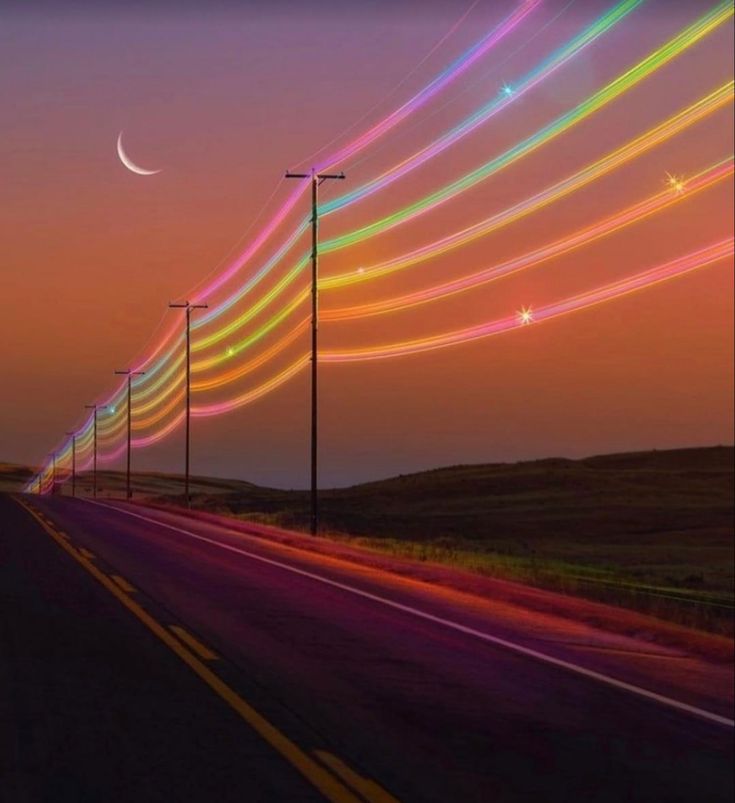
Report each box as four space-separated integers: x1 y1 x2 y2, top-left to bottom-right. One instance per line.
315 751 399 803
86 499 735 729
79 547 96 560
170 625 218 661
12 497 366 803
110 574 136 594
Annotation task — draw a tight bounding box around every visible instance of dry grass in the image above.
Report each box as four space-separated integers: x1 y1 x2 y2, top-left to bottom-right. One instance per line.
7 447 733 634
180 447 735 634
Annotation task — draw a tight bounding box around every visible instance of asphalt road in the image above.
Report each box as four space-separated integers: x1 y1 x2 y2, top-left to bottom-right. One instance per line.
2 493 733 803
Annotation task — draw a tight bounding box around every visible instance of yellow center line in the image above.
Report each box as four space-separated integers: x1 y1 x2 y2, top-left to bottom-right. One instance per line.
315 751 400 803
110 574 137 594
11 497 368 803
79 547 96 560
169 625 218 661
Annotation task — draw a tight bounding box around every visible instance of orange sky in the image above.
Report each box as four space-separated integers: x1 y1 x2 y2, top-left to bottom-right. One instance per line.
1 0 732 487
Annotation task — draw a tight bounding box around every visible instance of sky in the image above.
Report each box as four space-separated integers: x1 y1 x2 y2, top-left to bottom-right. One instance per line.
1 0 733 488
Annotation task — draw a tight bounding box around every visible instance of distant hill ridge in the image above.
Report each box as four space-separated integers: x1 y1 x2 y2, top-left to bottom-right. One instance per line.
3 446 732 632
1 445 732 495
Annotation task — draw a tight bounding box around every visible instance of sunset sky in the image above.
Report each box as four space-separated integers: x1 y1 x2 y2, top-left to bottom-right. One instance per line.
2 0 733 488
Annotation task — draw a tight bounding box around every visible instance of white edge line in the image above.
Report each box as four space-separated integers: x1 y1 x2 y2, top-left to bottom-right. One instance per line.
80 498 734 729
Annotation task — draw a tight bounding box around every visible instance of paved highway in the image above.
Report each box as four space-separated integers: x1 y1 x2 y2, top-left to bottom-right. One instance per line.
2 493 733 802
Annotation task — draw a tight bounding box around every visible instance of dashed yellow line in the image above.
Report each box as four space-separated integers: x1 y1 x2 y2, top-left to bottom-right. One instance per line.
315 751 400 803
79 547 96 561
12 497 370 803
170 625 218 661
110 574 136 594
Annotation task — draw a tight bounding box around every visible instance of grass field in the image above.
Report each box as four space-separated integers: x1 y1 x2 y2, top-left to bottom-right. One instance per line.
5 446 733 633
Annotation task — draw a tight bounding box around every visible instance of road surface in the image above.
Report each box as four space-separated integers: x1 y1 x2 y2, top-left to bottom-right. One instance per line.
2 492 733 802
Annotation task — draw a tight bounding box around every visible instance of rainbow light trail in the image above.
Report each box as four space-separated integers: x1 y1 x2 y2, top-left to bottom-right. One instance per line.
322 0 646 213
323 158 735 320
192 80 733 369
101 148 733 417
186 238 733 415
33 75 733 483
320 239 734 362
114 0 539 381
118 0 645 398
26 1 734 491
188 0 646 340
321 3 732 247
188 6 733 360
179 155 732 394
322 85 734 290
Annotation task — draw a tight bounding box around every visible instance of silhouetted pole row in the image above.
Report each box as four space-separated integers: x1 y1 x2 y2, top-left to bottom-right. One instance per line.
84 403 106 498
168 301 208 508
285 167 346 535
34 168 348 513
114 369 145 500
65 431 76 497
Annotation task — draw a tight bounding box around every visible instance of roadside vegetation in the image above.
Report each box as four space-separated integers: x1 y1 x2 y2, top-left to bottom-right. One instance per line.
7 447 733 634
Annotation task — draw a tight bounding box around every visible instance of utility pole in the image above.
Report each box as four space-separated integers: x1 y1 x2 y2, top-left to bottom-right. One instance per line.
169 301 208 508
65 431 77 498
84 404 107 499
48 452 57 495
114 369 145 500
285 167 345 535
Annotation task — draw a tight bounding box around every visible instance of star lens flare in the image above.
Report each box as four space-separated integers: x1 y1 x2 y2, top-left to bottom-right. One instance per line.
666 171 686 193
517 306 534 325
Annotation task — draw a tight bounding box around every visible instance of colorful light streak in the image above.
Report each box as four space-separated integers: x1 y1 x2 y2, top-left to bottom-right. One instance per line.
31 0 642 472
192 81 733 372
322 84 734 290
190 356 310 418
193 258 310 352
192 318 310 392
118 0 538 383
156 237 735 420
322 157 734 320
25 1 734 492
34 78 733 494
123 0 645 399
180 155 733 411
187 0 645 347
321 3 733 246
184 6 733 368
320 239 734 362
323 0 646 215
313 0 541 175
192 289 310 371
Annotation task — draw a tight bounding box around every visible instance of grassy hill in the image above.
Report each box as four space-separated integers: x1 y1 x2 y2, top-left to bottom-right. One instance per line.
7 446 734 632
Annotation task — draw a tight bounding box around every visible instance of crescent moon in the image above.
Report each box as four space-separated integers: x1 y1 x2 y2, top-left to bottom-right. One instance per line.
116 131 161 176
